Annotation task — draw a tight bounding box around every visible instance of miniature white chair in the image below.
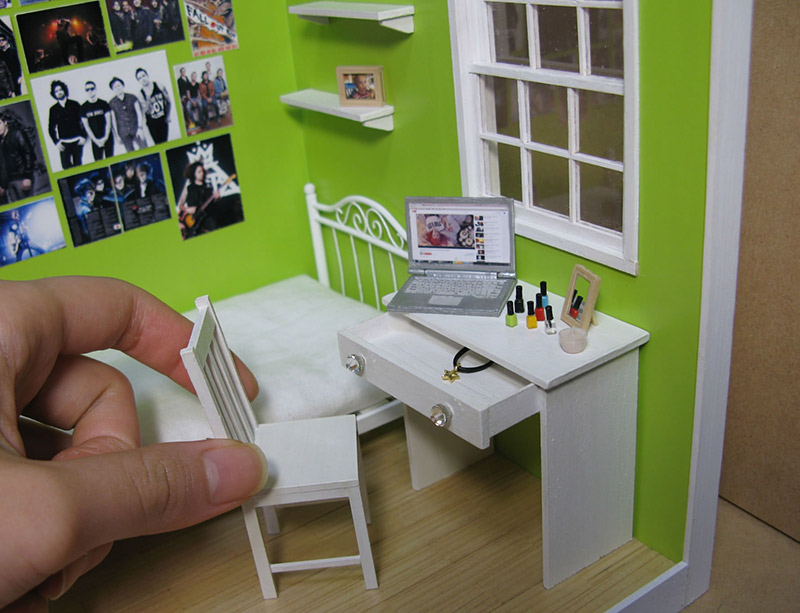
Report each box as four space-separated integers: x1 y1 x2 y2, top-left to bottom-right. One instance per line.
180 295 378 599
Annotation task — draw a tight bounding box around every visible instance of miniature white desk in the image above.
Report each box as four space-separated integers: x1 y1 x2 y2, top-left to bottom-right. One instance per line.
338 280 649 588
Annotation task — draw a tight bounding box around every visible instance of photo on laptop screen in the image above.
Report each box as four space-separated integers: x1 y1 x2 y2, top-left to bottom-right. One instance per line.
409 201 513 269
387 196 516 317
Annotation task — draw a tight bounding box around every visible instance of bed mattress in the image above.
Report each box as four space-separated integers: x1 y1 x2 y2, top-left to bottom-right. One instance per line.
92 275 388 445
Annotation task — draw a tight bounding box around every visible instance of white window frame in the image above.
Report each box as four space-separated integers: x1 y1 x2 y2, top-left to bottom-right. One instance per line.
448 0 639 275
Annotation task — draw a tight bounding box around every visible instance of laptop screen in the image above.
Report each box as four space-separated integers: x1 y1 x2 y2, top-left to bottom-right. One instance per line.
405 196 515 273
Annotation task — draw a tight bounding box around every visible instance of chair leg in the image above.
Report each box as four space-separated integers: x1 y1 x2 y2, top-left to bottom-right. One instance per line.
241 504 278 599
357 440 371 524
348 488 378 590
261 506 280 534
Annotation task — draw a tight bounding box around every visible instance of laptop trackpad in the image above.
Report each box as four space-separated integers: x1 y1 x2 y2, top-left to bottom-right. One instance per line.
429 295 462 306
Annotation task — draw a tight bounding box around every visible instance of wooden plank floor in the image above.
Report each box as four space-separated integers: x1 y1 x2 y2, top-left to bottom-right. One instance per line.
53 421 674 612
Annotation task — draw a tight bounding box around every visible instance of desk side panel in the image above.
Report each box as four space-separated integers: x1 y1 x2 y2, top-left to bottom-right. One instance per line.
541 350 639 588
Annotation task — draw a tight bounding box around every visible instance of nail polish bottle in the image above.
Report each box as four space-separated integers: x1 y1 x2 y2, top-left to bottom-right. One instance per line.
526 300 538 329
535 293 545 321
505 300 517 327
569 295 583 319
545 305 557 335
514 285 524 313
540 281 549 308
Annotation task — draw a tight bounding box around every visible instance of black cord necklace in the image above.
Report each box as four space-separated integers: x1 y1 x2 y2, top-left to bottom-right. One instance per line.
442 346 494 382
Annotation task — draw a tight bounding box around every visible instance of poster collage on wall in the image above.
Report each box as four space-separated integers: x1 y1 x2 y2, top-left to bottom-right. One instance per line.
0 0 241 268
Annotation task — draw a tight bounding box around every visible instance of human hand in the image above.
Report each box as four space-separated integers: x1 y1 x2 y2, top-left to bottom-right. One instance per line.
0 276 265 611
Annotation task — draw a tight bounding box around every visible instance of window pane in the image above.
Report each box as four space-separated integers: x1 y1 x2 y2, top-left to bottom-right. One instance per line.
486 141 523 202
589 8 624 77
484 76 519 138
538 6 579 73
578 91 623 161
531 152 569 216
491 2 529 67
528 82 568 149
580 165 622 231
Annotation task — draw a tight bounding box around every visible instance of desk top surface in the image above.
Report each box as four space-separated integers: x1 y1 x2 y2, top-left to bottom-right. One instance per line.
382 280 649 389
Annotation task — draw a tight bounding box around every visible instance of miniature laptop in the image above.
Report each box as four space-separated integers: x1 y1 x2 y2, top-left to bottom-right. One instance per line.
387 196 516 316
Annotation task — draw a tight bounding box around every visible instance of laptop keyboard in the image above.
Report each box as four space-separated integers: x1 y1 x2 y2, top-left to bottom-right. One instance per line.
405 277 506 299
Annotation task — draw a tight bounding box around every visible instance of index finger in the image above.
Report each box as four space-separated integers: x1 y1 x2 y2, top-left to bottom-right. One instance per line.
0 276 258 421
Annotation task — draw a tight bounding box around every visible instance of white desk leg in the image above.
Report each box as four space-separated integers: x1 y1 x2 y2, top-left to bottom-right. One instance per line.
540 350 639 588
404 406 493 490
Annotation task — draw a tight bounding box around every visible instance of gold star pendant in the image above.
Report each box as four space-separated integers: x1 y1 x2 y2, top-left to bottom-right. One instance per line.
442 365 460 383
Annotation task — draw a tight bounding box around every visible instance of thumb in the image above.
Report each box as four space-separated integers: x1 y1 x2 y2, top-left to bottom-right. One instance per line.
58 438 269 548
0 439 268 608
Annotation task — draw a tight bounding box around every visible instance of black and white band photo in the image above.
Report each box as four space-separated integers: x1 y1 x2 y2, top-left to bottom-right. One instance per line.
30 49 179 172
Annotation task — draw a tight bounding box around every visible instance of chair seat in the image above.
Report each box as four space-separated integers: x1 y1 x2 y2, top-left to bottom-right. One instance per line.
254 415 360 496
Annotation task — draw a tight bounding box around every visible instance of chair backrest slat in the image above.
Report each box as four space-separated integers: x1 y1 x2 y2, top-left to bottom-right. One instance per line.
181 295 257 444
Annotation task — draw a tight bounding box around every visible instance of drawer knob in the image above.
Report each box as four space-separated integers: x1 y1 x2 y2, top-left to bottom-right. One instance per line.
430 403 452 428
345 354 365 376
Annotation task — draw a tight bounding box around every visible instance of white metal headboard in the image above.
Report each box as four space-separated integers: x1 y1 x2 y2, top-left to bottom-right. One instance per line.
304 183 408 309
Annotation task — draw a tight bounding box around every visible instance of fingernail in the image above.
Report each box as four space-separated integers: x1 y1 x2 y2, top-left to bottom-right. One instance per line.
37 570 66 600
203 442 269 506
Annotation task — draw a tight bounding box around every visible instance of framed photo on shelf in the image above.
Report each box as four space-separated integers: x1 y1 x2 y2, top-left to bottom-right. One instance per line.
336 65 384 107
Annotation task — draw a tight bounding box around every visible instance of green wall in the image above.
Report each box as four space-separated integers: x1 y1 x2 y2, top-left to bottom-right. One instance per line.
286 1 462 206
1 0 714 564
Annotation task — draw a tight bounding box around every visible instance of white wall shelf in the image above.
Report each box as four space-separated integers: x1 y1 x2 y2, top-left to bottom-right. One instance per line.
289 2 415 34
281 89 395 131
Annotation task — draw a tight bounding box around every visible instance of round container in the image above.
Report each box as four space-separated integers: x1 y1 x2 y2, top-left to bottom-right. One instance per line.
559 327 588 354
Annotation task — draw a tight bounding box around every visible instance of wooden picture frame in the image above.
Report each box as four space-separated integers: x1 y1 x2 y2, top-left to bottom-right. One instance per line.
560 264 601 331
336 65 385 107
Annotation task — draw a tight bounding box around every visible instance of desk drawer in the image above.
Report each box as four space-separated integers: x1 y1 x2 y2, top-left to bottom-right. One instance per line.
339 314 543 448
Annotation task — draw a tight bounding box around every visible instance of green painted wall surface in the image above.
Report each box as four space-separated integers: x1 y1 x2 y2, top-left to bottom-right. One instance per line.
0 0 713 564
0 3 311 313
285 0 712 563
630 0 712 560
286 1 462 211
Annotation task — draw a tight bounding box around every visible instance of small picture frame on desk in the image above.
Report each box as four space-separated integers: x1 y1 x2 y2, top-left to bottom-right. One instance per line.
337 65 385 107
